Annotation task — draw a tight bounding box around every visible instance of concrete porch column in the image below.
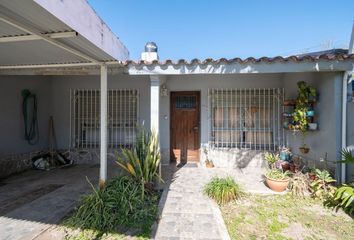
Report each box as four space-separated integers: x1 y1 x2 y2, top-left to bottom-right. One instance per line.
150 75 162 177
99 64 108 188
150 75 160 133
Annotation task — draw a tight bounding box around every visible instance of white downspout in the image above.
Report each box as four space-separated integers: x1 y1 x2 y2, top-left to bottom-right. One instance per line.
341 23 354 183
99 64 108 188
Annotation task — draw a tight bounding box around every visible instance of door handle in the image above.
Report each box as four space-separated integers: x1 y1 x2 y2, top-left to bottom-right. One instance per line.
193 126 199 131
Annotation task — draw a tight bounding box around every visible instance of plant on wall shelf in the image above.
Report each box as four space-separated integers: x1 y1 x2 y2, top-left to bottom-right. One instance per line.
292 81 317 154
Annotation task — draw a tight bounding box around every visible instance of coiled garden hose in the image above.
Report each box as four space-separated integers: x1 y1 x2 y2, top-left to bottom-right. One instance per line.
22 89 39 145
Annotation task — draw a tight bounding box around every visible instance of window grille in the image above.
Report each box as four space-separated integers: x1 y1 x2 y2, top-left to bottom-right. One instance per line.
208 88 285 150
70 89 139 149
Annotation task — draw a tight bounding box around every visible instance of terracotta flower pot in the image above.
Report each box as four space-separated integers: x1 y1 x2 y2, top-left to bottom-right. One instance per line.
281 162 290 171
206 162 214 168
308 173 317 181
299 147 310 154
265 177 289 192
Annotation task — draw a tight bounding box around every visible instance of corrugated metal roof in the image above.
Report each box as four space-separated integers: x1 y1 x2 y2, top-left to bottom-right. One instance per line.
0 40 85 65
0 0 128 67
0 21 27 37
1 0 71 34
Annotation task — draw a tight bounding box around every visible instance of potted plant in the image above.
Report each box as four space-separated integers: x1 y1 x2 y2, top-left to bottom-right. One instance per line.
264 152 290 192
279 146 291 161
283 99 295 106
205 159 214 168
299 143 310 154
203 148 214 168
265 169 290 192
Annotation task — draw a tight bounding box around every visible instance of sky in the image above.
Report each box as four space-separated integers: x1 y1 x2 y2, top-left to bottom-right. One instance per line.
88 0 354 61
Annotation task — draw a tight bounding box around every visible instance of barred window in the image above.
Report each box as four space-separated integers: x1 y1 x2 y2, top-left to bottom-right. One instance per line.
208 88 284 150
70 89 139 149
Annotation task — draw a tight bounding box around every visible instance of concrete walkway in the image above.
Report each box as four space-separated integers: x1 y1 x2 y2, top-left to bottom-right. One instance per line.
152 164 231 240
0 163 118 240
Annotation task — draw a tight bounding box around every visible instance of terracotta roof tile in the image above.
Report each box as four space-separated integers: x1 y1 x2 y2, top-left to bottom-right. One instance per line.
122 48 354 67
122 52 354 66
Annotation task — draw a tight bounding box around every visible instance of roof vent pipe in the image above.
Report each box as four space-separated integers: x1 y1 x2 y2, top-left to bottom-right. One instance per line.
145 42 158 52
141 42 159 62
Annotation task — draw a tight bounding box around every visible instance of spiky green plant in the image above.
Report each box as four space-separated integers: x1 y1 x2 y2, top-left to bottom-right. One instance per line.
265 169 290 180
65 176 159 233
337 148 354 164
334 183 354 215
116 127 162 199
264 152 280 169
204 177 244 205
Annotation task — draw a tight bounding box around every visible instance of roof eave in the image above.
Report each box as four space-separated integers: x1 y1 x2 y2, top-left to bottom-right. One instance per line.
34 0 129 61
127 59 354 75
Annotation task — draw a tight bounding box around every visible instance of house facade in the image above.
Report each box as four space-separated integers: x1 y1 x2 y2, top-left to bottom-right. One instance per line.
0 0 353 184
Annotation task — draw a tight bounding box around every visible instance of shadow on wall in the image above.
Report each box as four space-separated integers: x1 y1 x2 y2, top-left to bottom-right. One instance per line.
203 149 268 170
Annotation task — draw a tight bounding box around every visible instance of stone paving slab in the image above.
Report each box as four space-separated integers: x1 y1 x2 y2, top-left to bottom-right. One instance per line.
152 165 231 240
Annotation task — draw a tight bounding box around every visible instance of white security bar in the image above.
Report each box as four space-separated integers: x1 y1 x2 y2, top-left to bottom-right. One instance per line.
208 88 285 151
70 89 139 149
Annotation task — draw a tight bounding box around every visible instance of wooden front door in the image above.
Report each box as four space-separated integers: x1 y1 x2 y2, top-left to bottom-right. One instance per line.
170 91 200 163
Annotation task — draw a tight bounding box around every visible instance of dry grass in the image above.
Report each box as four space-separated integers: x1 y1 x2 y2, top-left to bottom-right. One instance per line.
221 194 354 240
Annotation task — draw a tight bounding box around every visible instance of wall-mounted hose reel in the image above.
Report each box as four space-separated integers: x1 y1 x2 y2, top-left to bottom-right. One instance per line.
22 89 39 145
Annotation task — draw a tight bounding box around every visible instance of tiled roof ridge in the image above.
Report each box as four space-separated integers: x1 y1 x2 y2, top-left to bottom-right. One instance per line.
123 53 354 66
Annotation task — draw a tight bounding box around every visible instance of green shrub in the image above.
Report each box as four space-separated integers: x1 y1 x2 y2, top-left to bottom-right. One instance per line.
334 184 354 215
116 128 162 199
204 177 244 205
310 169 336 200
65 176 159 233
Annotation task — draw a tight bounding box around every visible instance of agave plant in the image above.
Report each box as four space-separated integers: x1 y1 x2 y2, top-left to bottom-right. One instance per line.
310 169 336 200
116 127 162 199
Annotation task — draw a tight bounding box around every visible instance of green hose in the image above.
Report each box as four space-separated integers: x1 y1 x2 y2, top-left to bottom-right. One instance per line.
22 89 39 145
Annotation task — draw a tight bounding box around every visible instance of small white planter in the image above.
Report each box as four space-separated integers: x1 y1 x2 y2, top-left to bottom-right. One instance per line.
308 123 317 130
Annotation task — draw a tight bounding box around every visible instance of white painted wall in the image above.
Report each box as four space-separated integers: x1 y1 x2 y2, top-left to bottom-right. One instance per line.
347 102 354 181
0 76 51 155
